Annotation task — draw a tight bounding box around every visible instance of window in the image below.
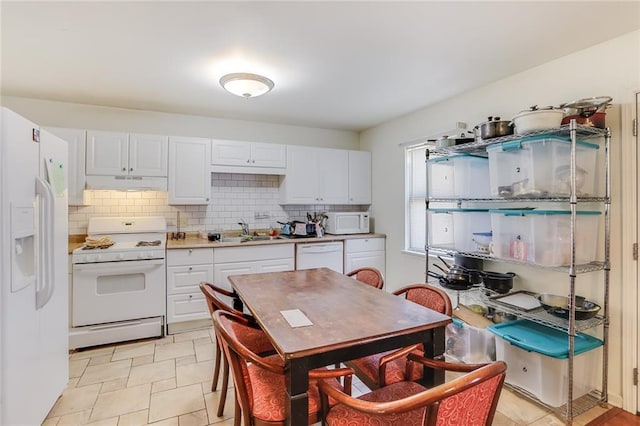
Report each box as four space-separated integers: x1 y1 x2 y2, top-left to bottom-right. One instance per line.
405 144 427 253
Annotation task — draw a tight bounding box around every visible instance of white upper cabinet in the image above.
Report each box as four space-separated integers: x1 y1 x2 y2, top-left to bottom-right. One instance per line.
317 148 349 204
168 136 211 205
348 150 372 204
128 133 169 176
86 130 168 177
211 139 286 174
280 146 350 205
45 127 91 206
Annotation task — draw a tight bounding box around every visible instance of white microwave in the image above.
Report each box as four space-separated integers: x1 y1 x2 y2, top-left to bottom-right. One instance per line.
324 212 370 235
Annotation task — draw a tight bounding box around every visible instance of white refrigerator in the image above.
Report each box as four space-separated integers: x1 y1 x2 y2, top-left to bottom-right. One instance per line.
0 107 69 425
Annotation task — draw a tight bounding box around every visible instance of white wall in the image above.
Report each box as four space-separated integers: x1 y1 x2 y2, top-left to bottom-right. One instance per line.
1 96 359 149
361 30 640 407
1 96 363 235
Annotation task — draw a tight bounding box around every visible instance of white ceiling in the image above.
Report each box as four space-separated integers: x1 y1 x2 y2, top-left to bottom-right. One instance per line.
2 1 639 132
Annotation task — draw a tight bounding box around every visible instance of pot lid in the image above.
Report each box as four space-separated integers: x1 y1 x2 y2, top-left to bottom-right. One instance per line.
561 96 612 110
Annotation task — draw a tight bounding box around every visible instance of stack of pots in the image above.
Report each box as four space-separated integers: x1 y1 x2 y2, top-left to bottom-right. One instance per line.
560 96 612 128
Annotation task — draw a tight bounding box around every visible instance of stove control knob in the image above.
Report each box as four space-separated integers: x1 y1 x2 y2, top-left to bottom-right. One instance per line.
137 253 144 259
82 255 90 263
115 253 124 260
94 254 102 262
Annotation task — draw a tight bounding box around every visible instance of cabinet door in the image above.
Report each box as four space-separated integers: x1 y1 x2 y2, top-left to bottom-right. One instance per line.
280 146 319 204
46 127 90 206
255 258 295 274
168 136 210 205
317 148 349 204
345 252 385 279
86 130 128 175
348 150 372 204
213 262 254 308
211 139 251 166
251 142 286 168
129 133 168 177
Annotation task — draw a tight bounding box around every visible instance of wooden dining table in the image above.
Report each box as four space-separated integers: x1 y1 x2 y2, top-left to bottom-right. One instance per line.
228 267 452 426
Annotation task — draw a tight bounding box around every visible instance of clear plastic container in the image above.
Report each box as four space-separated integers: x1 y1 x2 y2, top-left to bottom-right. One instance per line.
486 136 599 198
445 319 496 364
489 209 601 266
427 209 454 249
427 154 491 198
488 320 602 407
451 209 491 253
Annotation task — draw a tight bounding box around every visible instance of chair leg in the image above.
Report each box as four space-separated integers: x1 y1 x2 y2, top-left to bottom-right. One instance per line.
217 358 230 417
233 398 241 426
212 340 222 392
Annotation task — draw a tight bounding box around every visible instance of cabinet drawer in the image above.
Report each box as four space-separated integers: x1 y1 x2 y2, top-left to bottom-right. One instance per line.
166 293 209 324
345 238 385 253
167 248 213 266
167 264 213 294
215 244 294 263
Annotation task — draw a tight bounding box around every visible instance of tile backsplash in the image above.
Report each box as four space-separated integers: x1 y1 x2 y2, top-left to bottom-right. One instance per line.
69 173 367 235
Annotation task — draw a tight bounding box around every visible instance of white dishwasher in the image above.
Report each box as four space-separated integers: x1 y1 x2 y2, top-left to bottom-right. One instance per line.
296 241 344 273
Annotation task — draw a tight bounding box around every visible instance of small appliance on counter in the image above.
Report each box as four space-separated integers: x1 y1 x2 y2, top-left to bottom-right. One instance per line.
324 212 370 235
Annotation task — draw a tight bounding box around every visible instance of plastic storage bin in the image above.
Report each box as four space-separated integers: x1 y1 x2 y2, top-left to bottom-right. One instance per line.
487 320 602 407
490 209 601 266
451 209 491 253
487 136 599 198
427 154 491 198
446 319 496 363
427 209 454 249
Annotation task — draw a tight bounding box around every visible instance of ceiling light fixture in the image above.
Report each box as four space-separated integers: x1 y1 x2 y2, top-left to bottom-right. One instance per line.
219 73 274 99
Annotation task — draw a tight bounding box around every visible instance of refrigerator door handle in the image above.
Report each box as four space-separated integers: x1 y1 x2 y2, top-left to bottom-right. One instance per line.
35 177 55 309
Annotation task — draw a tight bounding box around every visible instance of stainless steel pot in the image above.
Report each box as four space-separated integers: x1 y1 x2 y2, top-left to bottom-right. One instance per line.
474 116 514 140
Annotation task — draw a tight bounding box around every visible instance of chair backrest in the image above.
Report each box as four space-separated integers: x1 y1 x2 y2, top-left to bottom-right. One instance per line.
318 359 506 426
393 284 453 316
424 361 506 426
199 282 247 318
345 267 384 289
213 310 284 426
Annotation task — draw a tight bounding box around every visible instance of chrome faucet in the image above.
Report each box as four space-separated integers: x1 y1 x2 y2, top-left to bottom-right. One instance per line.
238 219 250 236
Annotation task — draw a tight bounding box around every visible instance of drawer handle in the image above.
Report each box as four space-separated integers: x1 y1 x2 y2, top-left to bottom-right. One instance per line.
189 294 193 299
189 249 193 254
188 267 193 271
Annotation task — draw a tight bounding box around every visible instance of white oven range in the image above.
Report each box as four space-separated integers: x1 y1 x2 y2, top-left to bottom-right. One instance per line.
70 216 166 349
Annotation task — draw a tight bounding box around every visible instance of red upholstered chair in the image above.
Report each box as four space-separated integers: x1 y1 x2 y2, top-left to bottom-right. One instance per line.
345 267 385 289
199 282 275 423
318 356 506 426
346 284 453 389
212 310 354 426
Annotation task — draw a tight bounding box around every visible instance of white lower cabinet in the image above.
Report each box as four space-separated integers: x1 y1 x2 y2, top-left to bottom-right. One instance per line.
344 238 386 279
213 244 295 308
166 248 213 329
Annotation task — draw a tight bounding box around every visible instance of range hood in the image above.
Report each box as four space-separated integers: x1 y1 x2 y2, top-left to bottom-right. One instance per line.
85 175 167 191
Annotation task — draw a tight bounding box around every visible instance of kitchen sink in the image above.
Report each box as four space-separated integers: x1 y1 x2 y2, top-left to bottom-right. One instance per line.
220 237 243 243
241 235 278 242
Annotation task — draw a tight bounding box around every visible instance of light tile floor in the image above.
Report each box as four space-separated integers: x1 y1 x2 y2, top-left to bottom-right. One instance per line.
43 329 610 425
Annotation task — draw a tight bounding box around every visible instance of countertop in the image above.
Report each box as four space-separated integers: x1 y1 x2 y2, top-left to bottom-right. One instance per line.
166 232 386 249
69 232 386 253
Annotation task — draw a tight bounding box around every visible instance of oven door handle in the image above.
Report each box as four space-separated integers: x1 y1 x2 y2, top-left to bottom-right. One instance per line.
73 259 166 273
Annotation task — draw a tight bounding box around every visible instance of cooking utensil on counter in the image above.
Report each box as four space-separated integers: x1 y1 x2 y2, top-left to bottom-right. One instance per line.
536 293 601 320
474 116 514 140
512 106 565 134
